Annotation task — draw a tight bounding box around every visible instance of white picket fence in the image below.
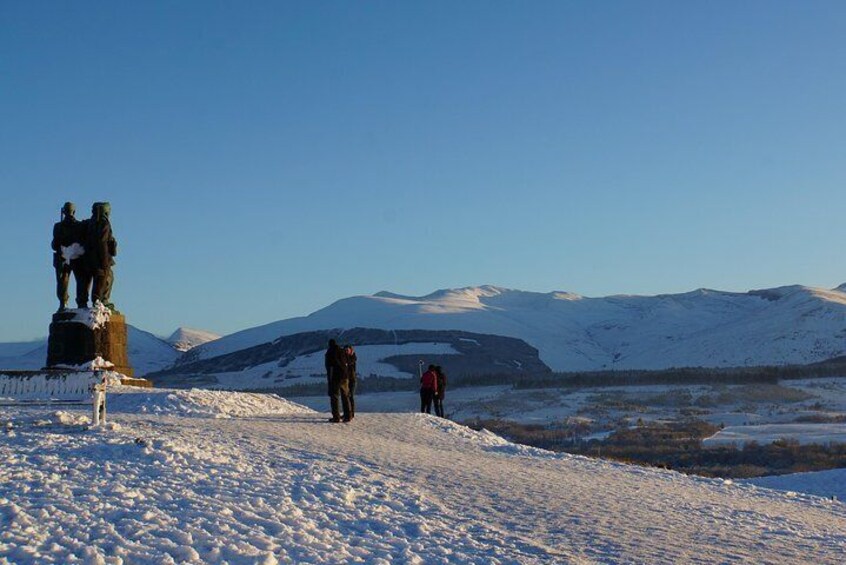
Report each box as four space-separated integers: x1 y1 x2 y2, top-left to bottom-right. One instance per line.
1 370 109 423
0 371 100 401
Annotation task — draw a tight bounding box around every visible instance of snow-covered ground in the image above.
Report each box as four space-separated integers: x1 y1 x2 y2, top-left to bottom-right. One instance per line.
2 388 844 564
291 377 846 446
745 468 846 501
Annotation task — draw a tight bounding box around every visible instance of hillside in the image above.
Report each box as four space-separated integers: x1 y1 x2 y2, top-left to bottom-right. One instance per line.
4 283 846 378
150 328 549 389
186 284 846 372
1 388 844 563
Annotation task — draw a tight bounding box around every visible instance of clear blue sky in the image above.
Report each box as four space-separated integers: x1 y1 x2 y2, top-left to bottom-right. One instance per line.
2 1 845 342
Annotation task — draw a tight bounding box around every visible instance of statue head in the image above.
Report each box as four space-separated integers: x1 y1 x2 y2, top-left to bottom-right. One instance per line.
61 202 75 219
91 201 111 221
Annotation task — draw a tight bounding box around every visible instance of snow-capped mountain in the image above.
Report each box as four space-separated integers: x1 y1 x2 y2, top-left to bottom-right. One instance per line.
166 327 221 352
188 283 846 372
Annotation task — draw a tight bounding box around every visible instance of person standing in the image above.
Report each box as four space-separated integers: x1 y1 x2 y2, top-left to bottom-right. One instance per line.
434 365 447 418
420 364 438 414
344 344 358 419
324 339 351 423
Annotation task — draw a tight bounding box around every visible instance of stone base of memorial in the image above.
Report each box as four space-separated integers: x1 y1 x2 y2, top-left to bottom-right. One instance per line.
46 306 134 377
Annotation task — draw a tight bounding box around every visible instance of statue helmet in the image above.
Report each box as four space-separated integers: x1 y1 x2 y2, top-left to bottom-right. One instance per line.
61 202 75 217
92 201 111 220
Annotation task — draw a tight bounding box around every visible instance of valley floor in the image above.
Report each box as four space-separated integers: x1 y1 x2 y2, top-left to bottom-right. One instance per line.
2 389 845 564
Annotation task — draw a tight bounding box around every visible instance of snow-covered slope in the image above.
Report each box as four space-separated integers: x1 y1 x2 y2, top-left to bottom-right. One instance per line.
1 391 844 563
166 327 221 352
190 284 846 371
0 325 181 376
745 468 846 501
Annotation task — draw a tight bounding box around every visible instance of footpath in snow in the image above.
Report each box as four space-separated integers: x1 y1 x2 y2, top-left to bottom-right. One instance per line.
1 388 845 564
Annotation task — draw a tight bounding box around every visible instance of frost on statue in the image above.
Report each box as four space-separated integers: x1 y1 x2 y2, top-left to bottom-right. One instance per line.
60 242 85 266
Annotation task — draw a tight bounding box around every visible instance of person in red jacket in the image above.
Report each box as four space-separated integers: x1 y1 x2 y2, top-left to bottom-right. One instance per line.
420 364 438 414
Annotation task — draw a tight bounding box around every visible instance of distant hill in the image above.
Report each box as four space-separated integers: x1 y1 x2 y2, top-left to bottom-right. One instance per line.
184 283 846 372
148 328 548 389
5 283 846 378
166 327 221 352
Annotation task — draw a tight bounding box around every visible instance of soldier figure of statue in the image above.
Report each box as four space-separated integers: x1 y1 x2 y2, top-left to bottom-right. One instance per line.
47 201 131 376
51 202 89 311
86 202 118 309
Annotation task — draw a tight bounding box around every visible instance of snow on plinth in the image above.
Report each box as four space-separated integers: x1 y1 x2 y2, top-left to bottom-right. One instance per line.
59 302 112 330
81 301 111 329
51 355 115 372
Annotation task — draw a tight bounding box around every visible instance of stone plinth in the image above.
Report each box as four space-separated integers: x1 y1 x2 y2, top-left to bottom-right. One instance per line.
46 309 134 377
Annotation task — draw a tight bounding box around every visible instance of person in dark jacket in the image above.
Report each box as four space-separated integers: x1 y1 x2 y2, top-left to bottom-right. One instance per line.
344 344 357 419
324 339 351 422
434 365 447 418
420 364 438 414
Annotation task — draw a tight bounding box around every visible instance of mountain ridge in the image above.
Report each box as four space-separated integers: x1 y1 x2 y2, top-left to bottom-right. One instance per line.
3 283 845 375
187 283 846 372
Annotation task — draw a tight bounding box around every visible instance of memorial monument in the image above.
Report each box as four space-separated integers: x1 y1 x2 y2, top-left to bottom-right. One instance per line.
45 201 133 376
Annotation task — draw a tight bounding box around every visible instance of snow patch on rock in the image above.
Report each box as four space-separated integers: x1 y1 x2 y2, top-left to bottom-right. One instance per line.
52 356 115 372
69 302 111 330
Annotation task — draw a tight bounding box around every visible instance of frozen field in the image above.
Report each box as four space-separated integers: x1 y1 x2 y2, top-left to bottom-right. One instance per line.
2 387 845 564
292 377 846 446
704 423 846 447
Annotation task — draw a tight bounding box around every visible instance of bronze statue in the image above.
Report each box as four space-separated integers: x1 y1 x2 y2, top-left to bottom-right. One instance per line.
86 202 118 309
51 202 89 311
